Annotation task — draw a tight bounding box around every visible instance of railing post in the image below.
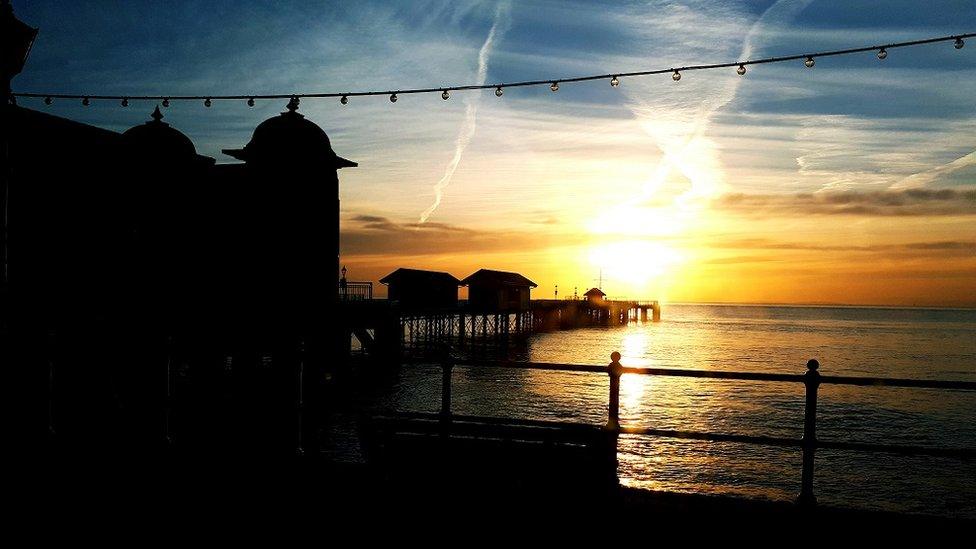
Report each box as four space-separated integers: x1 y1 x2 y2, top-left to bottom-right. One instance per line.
798 358 821 507
607 351 622 431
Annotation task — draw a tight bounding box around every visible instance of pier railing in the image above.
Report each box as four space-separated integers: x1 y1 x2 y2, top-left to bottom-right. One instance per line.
338 281 373 301
431 353 976 506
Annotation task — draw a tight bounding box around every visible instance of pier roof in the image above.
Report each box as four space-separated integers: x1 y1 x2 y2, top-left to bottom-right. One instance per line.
460 269 537 288
380 268 460 286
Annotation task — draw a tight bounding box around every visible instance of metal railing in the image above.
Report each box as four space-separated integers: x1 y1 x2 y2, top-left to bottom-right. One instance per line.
338 281 372 301
431 352 976 506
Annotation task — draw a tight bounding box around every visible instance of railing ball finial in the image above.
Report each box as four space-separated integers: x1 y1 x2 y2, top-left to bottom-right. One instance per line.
807 359 820 371
610 351 621 363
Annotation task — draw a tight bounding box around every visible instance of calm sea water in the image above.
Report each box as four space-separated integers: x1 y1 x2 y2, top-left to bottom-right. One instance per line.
333 304 976 517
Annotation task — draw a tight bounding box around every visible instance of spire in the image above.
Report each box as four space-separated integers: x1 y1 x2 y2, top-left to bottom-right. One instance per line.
151 105 163 123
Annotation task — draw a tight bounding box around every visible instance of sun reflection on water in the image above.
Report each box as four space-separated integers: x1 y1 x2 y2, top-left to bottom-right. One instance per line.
619 330 651 411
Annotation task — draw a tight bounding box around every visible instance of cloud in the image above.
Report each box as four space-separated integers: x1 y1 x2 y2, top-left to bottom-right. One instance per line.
704 255 780 265
350 214 399 231
707 237 975 256
343 214 582 256
788 115 976 192
891 150 976 190
903 241 976 251
419 0 511 223
714 187 976 217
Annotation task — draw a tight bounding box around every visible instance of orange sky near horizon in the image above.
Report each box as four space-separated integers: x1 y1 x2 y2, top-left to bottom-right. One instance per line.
339 189 976 308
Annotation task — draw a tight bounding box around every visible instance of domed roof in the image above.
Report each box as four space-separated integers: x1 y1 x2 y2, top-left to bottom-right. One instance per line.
222 99 357 168
123 106 198 159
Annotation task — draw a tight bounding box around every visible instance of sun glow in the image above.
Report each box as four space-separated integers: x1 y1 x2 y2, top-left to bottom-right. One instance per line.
587 240 685 296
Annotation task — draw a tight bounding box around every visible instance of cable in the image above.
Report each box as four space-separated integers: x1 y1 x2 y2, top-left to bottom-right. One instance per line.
13 33 973 106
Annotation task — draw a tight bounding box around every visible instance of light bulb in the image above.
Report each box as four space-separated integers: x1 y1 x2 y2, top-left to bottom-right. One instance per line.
82 97 90 106
121 98 129 107
955 38 965 49
44 96 52 105
610 75 619 87
162 98 170 108
672 70 681 81
204 98 212 108
495 86 503 97
737 64 746 75
340 95 348 105
441 90 449 100
804 56 815 68
247 97 255 107
550 82 559 92
877 48 887 60
390 93 397 103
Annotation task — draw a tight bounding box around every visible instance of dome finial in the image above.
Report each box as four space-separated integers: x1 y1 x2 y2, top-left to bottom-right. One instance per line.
151 105 163 122
286 96 300 112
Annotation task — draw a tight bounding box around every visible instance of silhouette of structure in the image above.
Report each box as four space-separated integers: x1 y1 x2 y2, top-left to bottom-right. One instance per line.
339 266 660 360
583 287 606 302
380 268 460 309
9 90 356 458
461 269 536 311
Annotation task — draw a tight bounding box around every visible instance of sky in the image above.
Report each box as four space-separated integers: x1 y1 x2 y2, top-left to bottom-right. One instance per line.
13 0 976 307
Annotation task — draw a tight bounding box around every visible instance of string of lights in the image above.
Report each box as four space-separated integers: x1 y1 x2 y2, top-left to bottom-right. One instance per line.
13 33 973 108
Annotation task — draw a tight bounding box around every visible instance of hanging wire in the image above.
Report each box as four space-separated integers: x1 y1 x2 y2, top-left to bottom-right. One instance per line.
13 33 973 105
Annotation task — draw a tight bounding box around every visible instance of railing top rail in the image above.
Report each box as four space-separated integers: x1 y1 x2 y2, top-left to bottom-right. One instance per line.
620 366 804 383
818 375 976 390
450 358 976 390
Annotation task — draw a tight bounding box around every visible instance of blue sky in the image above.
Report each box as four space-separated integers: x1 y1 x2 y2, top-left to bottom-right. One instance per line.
11 0 976 305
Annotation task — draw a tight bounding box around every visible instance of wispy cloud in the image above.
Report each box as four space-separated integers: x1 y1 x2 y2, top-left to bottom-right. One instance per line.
891 150 976 190
715 187 976 217
344 213 582 256
419 1 511 223
709 237 976 254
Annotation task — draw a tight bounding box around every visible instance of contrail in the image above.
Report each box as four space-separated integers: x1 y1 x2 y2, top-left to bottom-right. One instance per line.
420 2 510 223
636 0 814 202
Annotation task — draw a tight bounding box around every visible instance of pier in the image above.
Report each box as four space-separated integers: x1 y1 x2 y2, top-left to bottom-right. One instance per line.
338 281 661 361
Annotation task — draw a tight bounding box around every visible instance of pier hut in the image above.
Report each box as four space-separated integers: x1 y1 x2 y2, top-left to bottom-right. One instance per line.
461 269 537 311
380 268 460 309
583 287 606 303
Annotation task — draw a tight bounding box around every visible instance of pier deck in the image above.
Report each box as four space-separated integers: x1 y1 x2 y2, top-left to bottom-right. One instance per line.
338 297 661 360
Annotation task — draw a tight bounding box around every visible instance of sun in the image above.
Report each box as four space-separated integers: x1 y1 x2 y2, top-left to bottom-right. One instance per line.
587 239 684 297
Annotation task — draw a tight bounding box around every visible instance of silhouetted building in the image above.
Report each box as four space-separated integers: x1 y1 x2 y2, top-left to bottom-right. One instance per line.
216 98 356 454
583 287 606 302
380 268 460 309
221 98 356 321
11 96 357 458
8 2 362 462
461 269 537 311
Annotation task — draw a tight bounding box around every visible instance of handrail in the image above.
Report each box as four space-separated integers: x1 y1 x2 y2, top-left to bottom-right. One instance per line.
452 359 976 390
426 353 976 507
338 280 372 301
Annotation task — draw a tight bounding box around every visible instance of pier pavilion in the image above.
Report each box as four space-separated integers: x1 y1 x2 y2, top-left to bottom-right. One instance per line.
16 98 357 457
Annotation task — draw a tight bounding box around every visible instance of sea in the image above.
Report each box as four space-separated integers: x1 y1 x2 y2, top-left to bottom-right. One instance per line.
330 303 976 518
